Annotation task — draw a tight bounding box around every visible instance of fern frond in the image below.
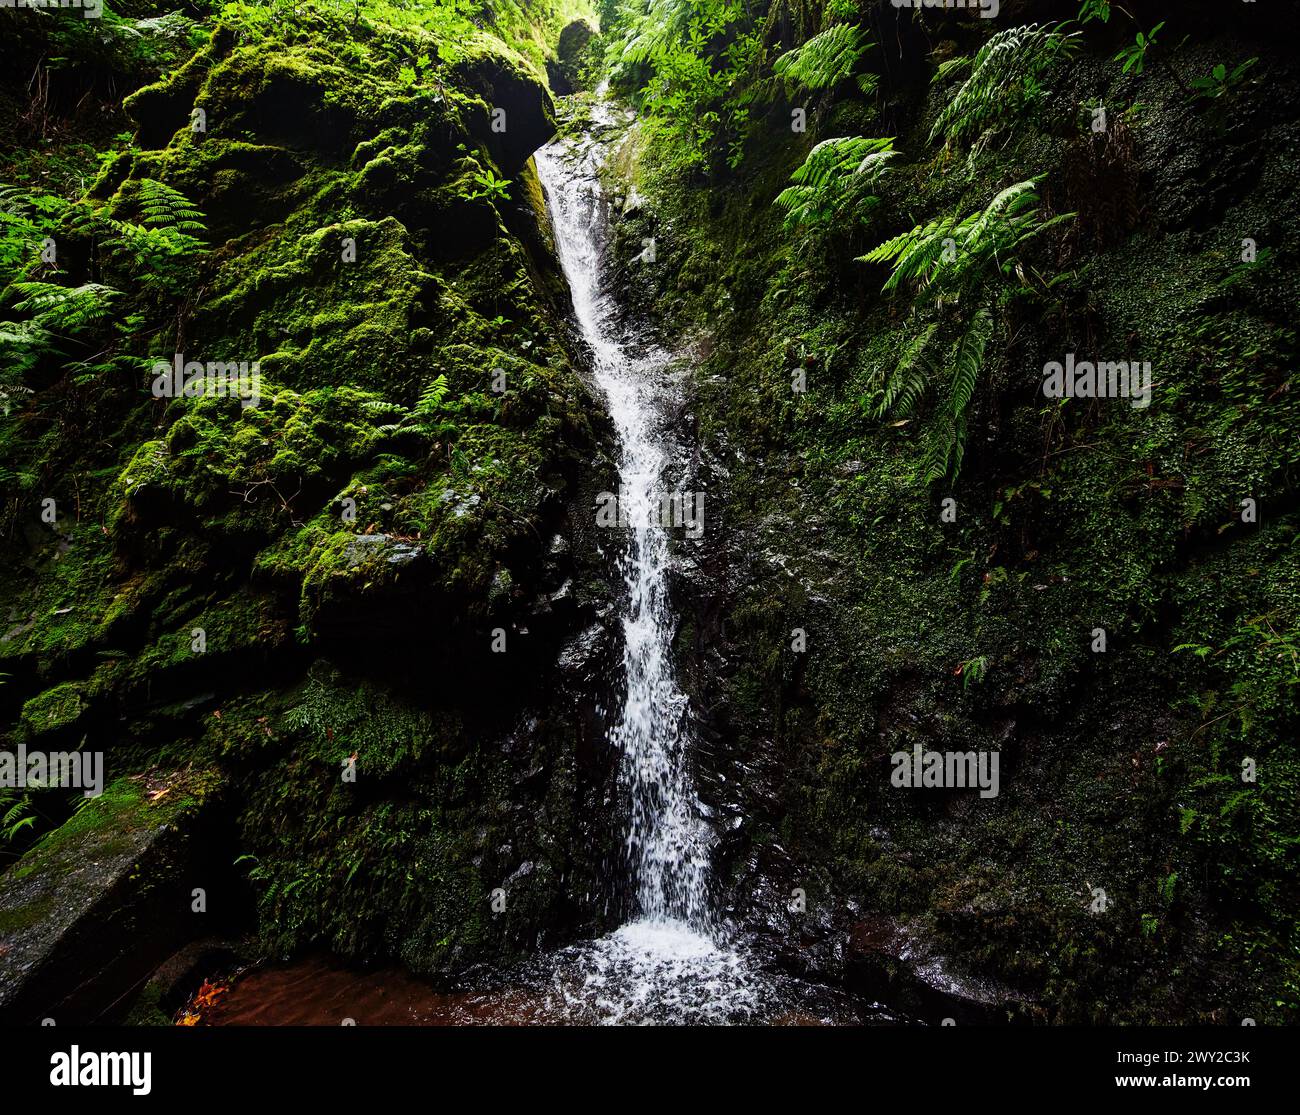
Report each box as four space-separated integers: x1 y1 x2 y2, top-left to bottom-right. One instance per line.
860 180 1070 296
929 23 1079 147
884 360 931 419
877 321 940 418
923 413 967 485
932 55 973 85
414 374 450 415
949 308 993 420
774 23 874 91
10 281 120 333
861 213 963 292
129 178 207 235
619 0 695 65
774 137 896 231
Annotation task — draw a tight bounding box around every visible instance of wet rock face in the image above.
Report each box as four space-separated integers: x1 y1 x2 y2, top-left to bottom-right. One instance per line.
594 3 1300 1024
550 20 599 95
457 52 558 175
558 20 596 66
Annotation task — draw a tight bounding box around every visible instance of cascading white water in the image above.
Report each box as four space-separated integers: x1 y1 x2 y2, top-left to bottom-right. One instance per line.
507 101 863 1025
536 101 712 930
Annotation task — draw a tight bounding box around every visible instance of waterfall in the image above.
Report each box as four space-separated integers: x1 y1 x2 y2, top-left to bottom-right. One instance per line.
491 100 862 1025
535 100 712 929
216 103 870 1028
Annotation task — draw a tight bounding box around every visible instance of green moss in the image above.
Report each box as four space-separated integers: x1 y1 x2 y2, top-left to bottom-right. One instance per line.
13 774 205 882
19 682 88 739
225 662 602 975
123 980 173 1027
1 1 611 992
0 523 119 676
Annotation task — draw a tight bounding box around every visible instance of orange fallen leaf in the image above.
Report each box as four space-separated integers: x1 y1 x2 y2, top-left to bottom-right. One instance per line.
192 979 229 1009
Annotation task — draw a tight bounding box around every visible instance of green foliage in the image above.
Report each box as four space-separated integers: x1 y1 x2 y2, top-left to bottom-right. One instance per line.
0 282 121 387
1190 58 1258 101
922 307 992 483
10 281 120 332
24 5 203 87
929 23 1079 148
612 0 763 170
414 374 451 417
873 320 938 419
1115 21 1165 77
0 186 68 281
1077 0 1110 23
1 790 38 845
371 374 458 442
773 136 895 232
0 178 205 405
465 166 513 203
94 178 208 298
773 21 876 95
957 653 989 690
860 180 1072 297
862 184 1070 482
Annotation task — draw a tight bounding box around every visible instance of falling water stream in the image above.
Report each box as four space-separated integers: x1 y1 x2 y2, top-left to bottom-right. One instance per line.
520 97 772 1021
211 101 870 1025
536 100 712 931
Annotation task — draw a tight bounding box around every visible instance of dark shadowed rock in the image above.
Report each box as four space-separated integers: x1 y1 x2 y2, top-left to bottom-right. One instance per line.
0 771 238 1025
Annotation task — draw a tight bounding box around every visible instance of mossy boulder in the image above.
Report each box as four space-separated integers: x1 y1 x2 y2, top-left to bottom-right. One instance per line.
19 682 88 742
0 4 617 990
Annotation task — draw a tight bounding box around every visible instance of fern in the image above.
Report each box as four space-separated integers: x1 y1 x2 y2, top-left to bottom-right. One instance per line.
0 382 34 418
876 320 939 418
948 308 992 421
863 180 1071 484
919 309 994 483
860 180 1073 297
0 282 121 384
929 23 1079 147
413 374 450 416
1 789 38 847
370 375 457 441
0 186 68 278
619 0 696 67
94 178 208 297
774 136 896 232
132 178 206 233
11 281 120 332
774 22 874 92
932 55 973 86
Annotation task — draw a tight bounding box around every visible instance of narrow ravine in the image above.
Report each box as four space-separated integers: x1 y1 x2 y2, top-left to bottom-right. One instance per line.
212 104 870 1026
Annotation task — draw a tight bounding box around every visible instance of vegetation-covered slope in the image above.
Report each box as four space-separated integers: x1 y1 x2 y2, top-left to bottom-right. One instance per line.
596 0 1299 1022
1 0 1296 1027
1 0 622 1019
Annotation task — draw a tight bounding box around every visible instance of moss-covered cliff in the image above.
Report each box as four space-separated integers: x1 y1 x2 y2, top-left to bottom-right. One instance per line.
1 1 623 1019
595 0 1299 1023
2 0 1296 1028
